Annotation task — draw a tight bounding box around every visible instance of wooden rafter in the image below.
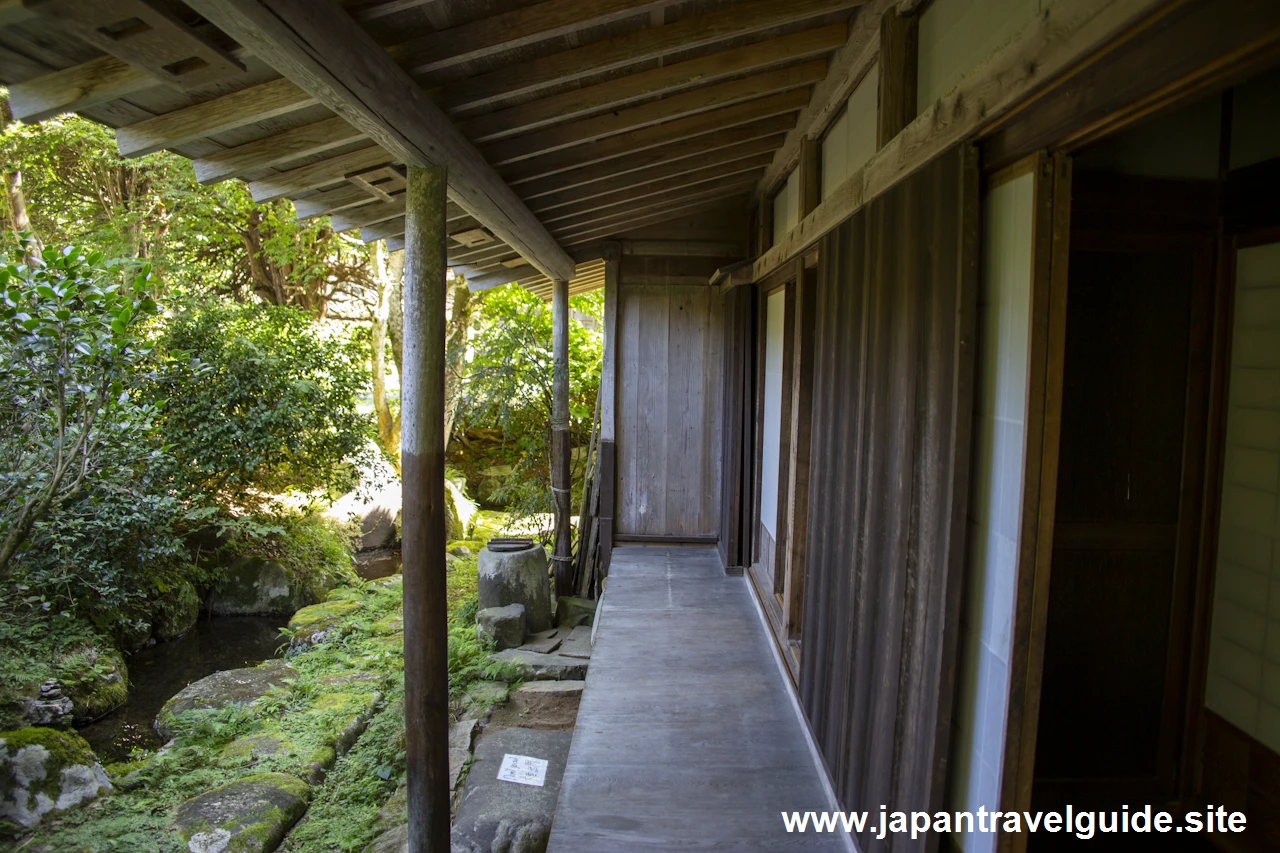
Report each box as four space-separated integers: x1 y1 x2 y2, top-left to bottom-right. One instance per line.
247 145 395 203
479 62 827 167
388 0 681 77
457 24 848 143
557 195 750 247
514 123 794 198
529 148 777 216
538 160 771 225
25 0 247 89
499 89 810 184
189 0 575 280
549 176 760 239
116 77 314 158
439 0 864 114
192 116 366 184
6 55 152 122
526 136 783 212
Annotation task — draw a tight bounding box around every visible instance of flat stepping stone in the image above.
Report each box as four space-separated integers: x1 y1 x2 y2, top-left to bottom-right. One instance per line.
174 772 310 853
514 680 585 698
489 649 587 681
157 660 293 739
518 628 564 655
452 727 573 853
450 718 479 750
556 626 592 660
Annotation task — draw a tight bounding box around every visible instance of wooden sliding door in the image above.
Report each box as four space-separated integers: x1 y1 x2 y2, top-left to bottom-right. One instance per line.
799 143 980 850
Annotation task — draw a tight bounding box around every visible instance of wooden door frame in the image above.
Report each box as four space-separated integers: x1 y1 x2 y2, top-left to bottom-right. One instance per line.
995 152 1073 853
999 159 1232 850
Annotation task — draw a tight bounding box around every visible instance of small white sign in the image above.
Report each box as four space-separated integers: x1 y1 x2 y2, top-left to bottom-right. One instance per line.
497 753 549 787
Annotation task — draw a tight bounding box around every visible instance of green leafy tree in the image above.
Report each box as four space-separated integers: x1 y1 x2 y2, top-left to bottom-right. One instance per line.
0 241 159 579
151 300 374 509
459 284 602 519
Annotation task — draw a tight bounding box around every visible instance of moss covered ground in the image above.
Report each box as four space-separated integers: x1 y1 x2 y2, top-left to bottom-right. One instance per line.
6 531 517 852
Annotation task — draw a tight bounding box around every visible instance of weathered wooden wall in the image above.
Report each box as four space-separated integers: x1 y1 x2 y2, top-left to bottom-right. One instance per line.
798 144 978 848
616 282 725 539
719 283 756 571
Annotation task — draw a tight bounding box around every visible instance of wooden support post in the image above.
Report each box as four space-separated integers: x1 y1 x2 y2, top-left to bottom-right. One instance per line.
551 277 573 597
400 164 450 853
598 244 620 578
877 6 919 149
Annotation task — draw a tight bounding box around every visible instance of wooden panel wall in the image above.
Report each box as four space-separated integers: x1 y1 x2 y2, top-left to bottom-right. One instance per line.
798 144 979 848
616 283 724 538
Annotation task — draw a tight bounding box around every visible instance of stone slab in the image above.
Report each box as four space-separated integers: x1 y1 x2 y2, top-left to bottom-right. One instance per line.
450 718 479 751
452 727 572 853
514 680 585 699
517 628 564 655
555 627 592 660
489 649 587 682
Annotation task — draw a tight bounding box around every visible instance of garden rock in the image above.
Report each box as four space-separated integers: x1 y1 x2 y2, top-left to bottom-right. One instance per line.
476 604 526 651
0 727 112 828
355 549 401 580
478 543 552 633
156 660 294 739
488 649 587 682
154 579 200 641
451 727 572 853
209 557 305 616
173 772 310 853
554 596 596 629
288 597 365 648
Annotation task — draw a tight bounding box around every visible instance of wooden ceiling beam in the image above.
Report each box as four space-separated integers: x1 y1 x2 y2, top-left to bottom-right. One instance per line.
529 145 777 215
557 195 750 247
116 77 315 157
189 0 576 281
292 184 382 218
192 116 366 184
480 61 827 167
514 125 792 200
440 0 864 114
248 145 395 202
7 55 152 122
539 159 770 225
390 0 678 76
458 25 847 144
756 0 889 198
549 176 761 239
499 89 810 184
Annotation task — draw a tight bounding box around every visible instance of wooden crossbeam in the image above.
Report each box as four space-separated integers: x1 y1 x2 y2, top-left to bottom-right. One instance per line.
458 25 848 143
248 145 395 203
539 159 771 225
480 62 827 167
292 184 383 218
7 55 153 122
440 0 864 114
514 124 793 199
527 137 781 214
26 0 247 90
499 89 810 184
192 116 365 184
753 0 1170 281
190 0 576 281
755 0 889 198
389 0 678 76
347 164 407 202
116 77 314 157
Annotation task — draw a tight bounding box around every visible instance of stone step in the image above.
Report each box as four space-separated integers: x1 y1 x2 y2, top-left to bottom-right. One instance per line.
489 649 588 681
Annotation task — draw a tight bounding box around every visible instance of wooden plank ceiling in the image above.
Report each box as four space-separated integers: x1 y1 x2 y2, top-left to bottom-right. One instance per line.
0 0 868 295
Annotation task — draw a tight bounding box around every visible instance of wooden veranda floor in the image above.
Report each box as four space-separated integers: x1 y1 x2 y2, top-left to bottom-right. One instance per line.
547 546 849 852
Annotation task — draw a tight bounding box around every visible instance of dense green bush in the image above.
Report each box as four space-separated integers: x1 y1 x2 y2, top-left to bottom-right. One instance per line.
151 300 373 508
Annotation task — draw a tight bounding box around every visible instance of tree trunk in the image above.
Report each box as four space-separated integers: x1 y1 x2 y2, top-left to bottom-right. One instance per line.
443 278 472 449
371 241 403 462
